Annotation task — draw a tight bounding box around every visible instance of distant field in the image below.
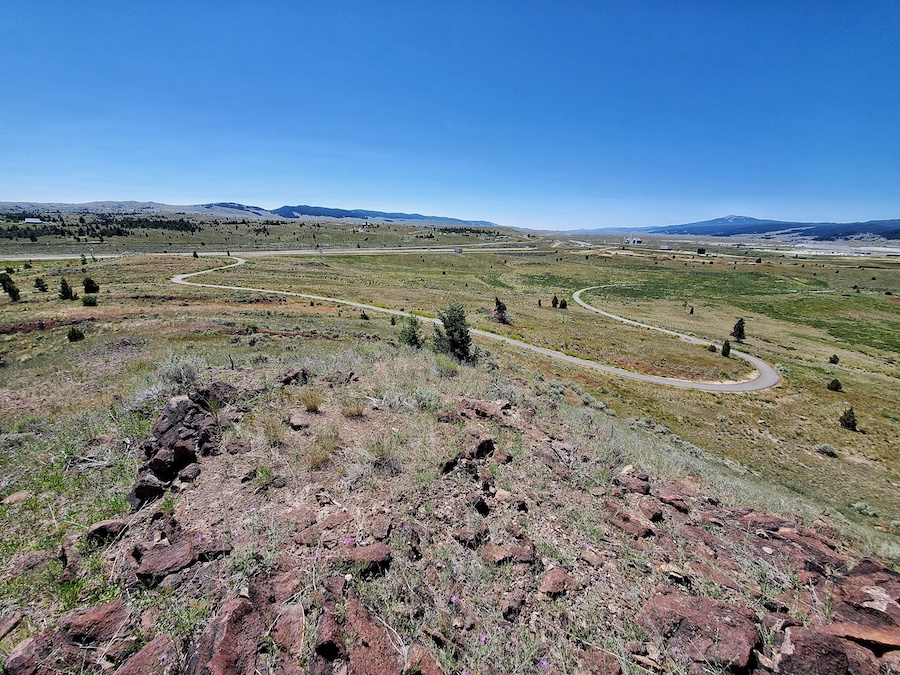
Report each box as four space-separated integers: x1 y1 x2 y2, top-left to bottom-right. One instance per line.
1 244 898 534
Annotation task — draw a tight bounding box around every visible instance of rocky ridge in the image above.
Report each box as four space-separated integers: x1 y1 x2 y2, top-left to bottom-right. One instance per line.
3 380 899 674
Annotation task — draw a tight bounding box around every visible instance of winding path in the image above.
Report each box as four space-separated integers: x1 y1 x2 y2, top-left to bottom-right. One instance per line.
173 257 780 392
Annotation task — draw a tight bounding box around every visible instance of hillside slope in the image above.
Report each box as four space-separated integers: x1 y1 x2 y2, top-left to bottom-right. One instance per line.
2 343 897 674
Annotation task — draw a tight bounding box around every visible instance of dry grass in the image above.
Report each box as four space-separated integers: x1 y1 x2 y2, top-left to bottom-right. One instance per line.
297 388 326 413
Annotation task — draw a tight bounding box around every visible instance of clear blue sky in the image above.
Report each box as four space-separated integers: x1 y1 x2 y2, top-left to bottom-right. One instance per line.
1 2 898 229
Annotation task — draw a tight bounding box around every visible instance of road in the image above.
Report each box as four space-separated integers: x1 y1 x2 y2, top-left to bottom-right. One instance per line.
173 257 780 392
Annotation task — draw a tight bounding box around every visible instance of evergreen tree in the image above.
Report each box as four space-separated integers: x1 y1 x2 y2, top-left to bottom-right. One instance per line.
34 277 48 292
493 296 510 324
398 315 424 349
59 278 77 300
4 281 20 302
828 354 840 364
559 298 568 309
731 318 746 342
82 277 100 293
434 303 472 361
839 408 857 431
721 340 731 357
827 378 843 392
551 295 559 308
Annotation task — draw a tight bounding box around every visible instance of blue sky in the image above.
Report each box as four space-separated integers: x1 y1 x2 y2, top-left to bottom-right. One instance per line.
1 2 898 230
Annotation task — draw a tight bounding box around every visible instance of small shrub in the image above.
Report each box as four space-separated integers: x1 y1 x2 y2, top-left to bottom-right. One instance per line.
828 354 840 364
340 397 367 418
827 378 843 392
82 295 98 306
252 464 275 491
839 408 857 431
816 444 838 457
157 352 205 388
82 277 100 293
67 326 85 342
297 388 325 412
707 344 716 352
721 340 731 358
360 310 369 320
434 353 458 378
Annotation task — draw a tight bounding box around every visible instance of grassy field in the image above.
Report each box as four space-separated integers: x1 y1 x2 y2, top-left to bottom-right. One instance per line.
0 212 533 256
1 246 898 534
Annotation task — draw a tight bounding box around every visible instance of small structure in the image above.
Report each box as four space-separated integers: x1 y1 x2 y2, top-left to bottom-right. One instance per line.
24 217 41 224
623 237 643 245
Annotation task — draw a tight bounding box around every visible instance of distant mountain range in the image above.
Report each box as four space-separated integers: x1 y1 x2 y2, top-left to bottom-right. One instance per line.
572 215 900 241
649 215 900 240
0 200 498 228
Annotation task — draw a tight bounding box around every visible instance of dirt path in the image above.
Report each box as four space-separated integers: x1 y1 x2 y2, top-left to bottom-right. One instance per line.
173 257 780 392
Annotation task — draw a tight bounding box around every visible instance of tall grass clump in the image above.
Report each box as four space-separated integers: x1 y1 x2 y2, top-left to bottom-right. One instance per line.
297 388 326 413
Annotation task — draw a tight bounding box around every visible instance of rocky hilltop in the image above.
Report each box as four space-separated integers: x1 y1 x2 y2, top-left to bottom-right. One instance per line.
2 349 899 674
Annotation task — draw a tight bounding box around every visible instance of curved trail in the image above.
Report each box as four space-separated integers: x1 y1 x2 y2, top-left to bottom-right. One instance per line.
173 257 780 392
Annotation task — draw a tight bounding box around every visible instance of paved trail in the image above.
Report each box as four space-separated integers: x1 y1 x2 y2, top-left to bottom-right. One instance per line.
173 257 780 392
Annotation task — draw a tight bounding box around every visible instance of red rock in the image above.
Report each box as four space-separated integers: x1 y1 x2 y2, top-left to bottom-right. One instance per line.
319 511 351 529
345 595 403 674
340 542 392 575
539 568 575 597
186 597 263 675
115 633 179 674
776 627 848 674
817 621 900 650
273 605 306 656
59 598 130 643
604 501 654 538
127 471 168 510
580 548 606 567
613 474 650 494
638 591 759 670
579 648 621 674
151 396 193 438
370 516 392 541
501 591 526 619
135 538 195 581
403 643 444 675
655 486 690 513
450 526 487 549
4 630 85 675
0 611 23 641
286 413 309 430
833 558 900 627
286 507 316 529
224 438 251 454
685 561 743 593
178 463 201 482
480 542 535 564
636 496 664 522
85 518 128 544
2 490 31 505
8 549 54 574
